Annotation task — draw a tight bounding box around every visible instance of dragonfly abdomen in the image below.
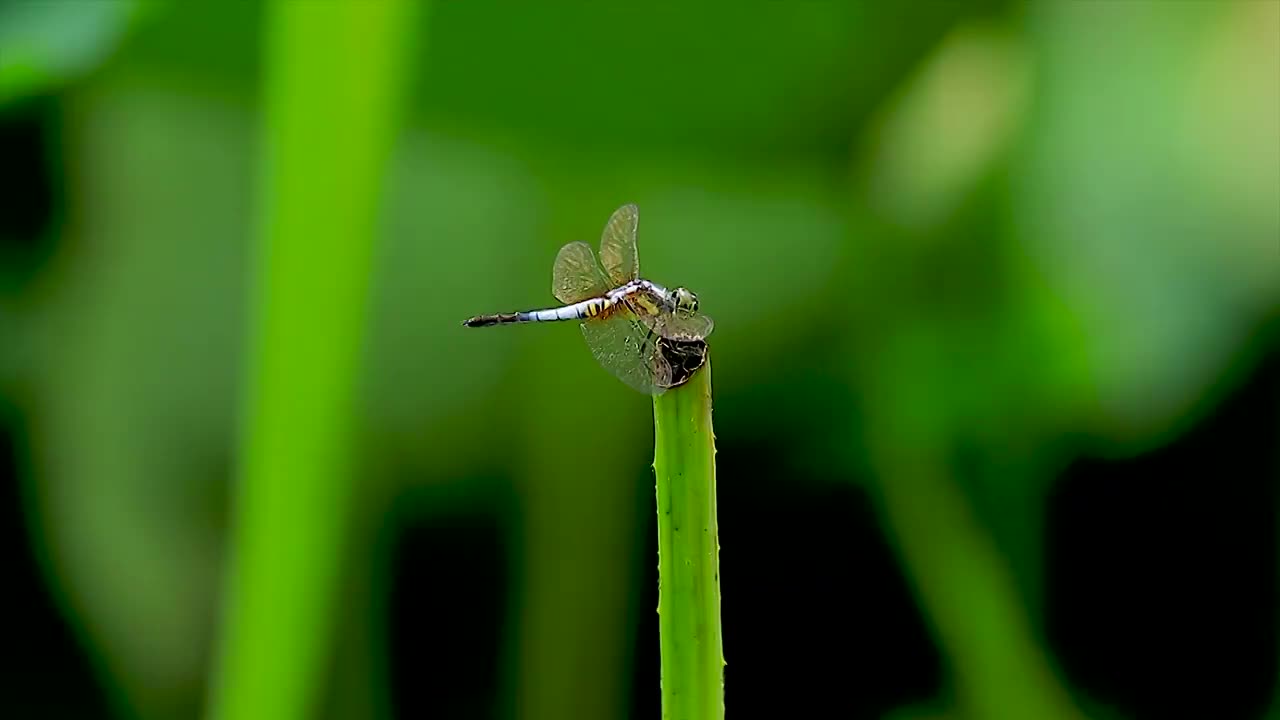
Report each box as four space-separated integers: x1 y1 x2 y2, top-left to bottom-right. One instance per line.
463 298 605 327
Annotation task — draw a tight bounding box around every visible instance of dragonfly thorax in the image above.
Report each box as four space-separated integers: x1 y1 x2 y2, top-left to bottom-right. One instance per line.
604 281 699 321
606 279 666 310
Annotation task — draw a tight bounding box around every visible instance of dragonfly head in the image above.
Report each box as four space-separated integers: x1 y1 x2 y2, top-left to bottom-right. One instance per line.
673 287 699 314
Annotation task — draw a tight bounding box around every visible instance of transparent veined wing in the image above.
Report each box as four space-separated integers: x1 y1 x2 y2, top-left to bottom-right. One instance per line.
599 203 639 286
553 241 610 304
642 310 715 341
580 311 672 395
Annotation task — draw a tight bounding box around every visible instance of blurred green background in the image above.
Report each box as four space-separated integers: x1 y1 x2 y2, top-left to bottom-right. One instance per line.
1 1 1277 718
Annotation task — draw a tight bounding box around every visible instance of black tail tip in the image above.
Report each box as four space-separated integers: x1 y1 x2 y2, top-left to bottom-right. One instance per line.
464 314 512 327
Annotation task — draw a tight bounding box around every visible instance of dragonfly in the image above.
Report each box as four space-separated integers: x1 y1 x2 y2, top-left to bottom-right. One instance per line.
463 204 713 394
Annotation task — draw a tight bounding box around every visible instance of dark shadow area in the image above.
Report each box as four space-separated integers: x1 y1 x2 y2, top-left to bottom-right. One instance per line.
0 95 62 291
1047 322 1280 720
385 508 508 720
0 402 109 718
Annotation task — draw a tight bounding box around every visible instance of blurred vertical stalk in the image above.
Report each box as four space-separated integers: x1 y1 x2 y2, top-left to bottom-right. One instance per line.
872 458 1078 720
210 2 418 719
864 396 1079 720
652 361 724 720
509 338 641 720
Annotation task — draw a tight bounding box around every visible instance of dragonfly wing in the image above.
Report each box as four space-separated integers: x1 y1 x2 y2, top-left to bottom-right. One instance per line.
581 312 671 395
642 311 715 341
553 241 610 304
599 203 640 286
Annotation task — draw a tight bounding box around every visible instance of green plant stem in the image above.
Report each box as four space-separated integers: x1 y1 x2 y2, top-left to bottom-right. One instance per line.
209 2 417 719
653 360 724 720
863 385 1080 720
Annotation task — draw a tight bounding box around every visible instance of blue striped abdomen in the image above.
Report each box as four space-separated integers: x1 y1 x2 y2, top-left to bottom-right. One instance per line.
523 299 594 322
464 298 606 327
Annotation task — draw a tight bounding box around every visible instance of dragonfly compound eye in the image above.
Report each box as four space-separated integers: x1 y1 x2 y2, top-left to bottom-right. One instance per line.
675 287 698 312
